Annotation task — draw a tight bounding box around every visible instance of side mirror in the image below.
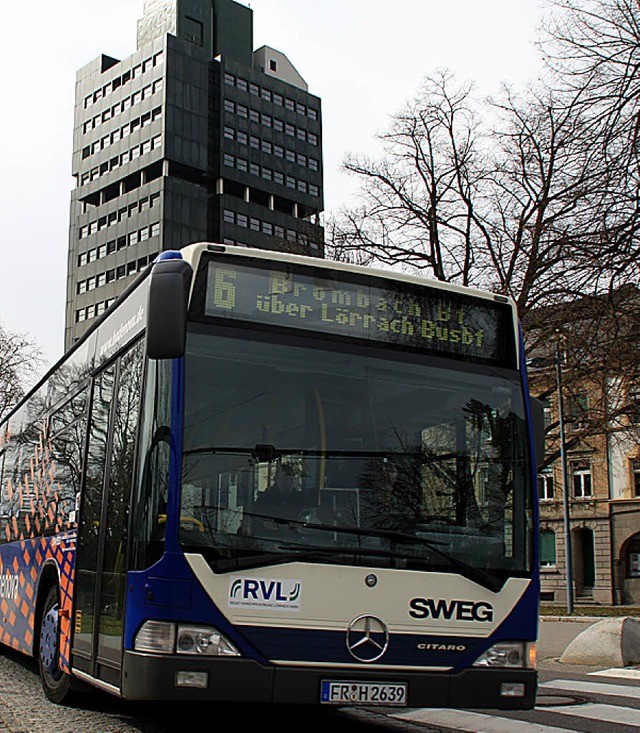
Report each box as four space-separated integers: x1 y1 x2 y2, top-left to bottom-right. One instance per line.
146 258 193 359
530 397 546 469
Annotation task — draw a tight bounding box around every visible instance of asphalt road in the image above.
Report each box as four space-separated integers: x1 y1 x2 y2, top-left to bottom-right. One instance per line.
0 647 427 733
0 617 616 733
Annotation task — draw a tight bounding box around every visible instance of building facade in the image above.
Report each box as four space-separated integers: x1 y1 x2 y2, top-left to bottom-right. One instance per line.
527 293 640 607
65 0 324 348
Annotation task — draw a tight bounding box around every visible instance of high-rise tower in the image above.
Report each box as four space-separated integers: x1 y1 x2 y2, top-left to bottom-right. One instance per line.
65 0 324 348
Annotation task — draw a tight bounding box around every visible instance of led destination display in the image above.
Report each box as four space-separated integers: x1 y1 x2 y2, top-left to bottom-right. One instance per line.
203 259 516 366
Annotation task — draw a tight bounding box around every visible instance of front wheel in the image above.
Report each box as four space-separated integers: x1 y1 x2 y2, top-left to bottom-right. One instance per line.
38 586 73 704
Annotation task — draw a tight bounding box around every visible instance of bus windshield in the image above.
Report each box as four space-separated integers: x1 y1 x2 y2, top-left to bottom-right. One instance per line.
180 326 533 582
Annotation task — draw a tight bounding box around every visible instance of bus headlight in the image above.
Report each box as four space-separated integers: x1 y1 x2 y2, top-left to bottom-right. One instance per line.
134 621 241 656
176 625 240 656
473 641 536 669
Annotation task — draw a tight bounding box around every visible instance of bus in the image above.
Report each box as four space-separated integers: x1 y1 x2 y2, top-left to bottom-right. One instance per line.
0 242 543 709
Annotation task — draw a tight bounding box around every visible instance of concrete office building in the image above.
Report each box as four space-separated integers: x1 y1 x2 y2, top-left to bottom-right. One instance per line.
65 0 324 347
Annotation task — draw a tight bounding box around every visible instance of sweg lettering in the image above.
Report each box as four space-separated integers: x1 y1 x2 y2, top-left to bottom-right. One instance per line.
409 598 494 622
0 573 19 601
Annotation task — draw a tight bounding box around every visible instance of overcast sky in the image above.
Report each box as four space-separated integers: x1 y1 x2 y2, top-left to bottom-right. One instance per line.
0 0 545 367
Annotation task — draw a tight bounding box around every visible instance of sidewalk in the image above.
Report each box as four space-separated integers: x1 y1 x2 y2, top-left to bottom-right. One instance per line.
540 603 640 622
538 608 640 669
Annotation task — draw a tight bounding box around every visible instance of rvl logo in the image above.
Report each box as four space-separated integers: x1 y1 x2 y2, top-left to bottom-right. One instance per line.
229 577 301 610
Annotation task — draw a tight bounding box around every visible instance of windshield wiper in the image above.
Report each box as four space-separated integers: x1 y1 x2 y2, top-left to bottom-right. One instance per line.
212 543 439 573
213 520 503 591
182 444 409 461
290 520 505 592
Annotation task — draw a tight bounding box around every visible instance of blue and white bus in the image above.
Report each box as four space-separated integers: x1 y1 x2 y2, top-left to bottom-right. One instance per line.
0 242 542 709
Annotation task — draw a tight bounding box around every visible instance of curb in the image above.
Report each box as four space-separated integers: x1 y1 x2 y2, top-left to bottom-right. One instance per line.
540 616 606 623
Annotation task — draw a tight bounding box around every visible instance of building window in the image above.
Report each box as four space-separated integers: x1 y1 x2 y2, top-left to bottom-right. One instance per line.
571 461 592 498
540 529 557 567
538 471 554 501
566 391 589 430
269 59 277 72
632 459 640 497
626 386 640 423
628 539 640 577
184 16 204 46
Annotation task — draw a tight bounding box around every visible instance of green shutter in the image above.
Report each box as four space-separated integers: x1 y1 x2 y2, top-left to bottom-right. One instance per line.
540 530 556 566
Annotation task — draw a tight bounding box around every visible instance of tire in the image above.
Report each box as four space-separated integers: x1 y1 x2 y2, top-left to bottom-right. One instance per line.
38 585 73 704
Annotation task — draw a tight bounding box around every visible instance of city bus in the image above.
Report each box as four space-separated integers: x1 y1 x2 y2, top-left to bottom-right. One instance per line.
0 242 543 709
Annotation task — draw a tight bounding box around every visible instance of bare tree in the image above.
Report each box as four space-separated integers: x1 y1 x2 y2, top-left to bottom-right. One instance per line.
541 0 640 281
483 84 616 313
331 70 489 285
0 323 42 422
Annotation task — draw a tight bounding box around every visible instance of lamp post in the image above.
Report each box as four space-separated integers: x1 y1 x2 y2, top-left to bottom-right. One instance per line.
555 336 574 614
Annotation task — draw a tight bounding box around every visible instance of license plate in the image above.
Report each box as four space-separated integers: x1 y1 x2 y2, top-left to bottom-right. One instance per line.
320 680 407 706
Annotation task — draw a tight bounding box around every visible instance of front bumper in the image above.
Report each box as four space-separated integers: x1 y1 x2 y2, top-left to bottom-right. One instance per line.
121 651 537 709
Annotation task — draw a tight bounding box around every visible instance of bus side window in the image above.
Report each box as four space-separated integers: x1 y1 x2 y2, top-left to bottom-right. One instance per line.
0 448 6 535
49 387 89 531
132 357 172 568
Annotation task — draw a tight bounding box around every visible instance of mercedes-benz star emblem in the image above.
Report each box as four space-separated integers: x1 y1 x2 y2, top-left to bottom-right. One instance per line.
346 614 389 662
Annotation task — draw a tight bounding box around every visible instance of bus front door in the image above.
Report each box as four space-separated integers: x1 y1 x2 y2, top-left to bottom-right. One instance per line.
72 343 144 691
